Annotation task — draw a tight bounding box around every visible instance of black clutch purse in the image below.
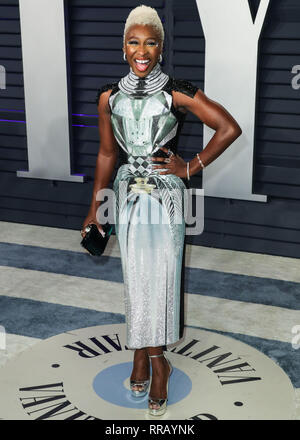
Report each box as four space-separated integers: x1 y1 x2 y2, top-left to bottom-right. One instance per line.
80 223 113 256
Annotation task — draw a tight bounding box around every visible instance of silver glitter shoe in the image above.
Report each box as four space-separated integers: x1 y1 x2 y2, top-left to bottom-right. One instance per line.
148 353 173 416
130 377 150 398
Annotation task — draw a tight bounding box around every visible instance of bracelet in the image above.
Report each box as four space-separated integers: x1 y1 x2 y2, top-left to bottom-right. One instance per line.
196 153 205 169
186 162 190 180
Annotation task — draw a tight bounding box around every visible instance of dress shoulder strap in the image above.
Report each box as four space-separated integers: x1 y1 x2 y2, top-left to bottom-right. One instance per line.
162 77 199 99
95 82 119 106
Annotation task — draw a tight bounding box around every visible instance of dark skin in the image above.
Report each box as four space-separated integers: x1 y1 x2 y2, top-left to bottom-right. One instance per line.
82 24 242 406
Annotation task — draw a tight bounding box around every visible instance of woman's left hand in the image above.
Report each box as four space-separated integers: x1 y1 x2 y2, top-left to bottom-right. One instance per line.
151 146 188 178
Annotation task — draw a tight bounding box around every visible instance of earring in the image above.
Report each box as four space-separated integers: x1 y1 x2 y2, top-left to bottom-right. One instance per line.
123 52 127 61
159 54 162 63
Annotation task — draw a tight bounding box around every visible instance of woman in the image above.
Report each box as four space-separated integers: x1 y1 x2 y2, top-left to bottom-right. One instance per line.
81 5 242 416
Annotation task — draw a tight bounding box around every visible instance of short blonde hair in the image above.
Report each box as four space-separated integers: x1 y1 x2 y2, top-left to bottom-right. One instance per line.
123 4 164 48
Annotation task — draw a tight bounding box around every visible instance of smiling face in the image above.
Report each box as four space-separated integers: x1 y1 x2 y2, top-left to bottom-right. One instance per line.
123 24 163 78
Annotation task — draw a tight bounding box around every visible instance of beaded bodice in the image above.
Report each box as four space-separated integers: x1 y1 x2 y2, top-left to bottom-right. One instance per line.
96 77 199 179
109 89 179 177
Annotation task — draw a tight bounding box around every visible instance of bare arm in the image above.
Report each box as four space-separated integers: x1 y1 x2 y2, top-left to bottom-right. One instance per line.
81 89 119 236
173 89 242 176
89 89 119 215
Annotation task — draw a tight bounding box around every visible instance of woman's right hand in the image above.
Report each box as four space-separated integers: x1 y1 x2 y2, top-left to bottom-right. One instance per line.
81 214 104 239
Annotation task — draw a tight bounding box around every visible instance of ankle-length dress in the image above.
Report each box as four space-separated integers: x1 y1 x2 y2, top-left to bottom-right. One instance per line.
96 74 198 349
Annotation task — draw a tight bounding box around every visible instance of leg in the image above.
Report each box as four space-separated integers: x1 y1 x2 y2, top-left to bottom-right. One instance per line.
130 347 150 392
146 345 172 411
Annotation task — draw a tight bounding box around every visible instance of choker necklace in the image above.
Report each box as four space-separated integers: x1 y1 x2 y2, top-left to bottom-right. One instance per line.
118 62 169 97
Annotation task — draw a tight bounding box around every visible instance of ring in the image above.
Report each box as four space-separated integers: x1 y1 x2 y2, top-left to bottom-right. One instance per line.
81 224 92 235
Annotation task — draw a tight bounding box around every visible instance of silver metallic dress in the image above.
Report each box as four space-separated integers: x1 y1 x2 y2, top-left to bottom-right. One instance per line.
96 66 198 349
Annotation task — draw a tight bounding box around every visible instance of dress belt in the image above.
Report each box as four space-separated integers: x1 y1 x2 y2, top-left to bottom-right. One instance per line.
125 154 169 194
126 155 153 175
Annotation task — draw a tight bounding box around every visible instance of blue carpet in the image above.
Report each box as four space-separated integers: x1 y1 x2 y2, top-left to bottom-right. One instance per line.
0 295 125 339
1 242 299 310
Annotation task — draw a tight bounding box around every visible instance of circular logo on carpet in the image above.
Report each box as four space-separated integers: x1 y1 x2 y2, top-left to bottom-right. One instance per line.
0 325 295 420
